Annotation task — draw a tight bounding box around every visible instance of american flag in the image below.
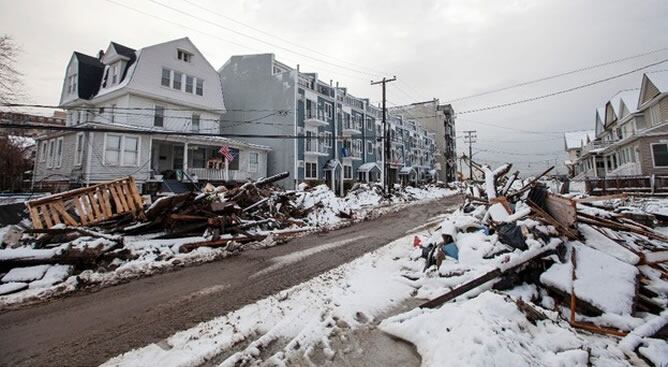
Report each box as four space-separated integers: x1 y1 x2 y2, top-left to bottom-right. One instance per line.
218 145 234 161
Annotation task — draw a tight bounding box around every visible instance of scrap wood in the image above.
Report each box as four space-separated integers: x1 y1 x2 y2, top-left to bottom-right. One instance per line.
528 201 580 240
508 166 555 200
575 193 628 203
576 212 668 242
420 243 562 309
501 170 520 196
26 176 145 229
514 298 548 324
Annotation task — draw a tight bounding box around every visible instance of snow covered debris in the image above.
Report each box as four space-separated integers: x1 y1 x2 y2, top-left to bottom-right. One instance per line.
1 265 50 283
380 292 595 367
540 243 639 315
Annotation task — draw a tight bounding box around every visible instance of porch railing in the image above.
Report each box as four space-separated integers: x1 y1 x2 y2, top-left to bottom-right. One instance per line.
187 168 252 182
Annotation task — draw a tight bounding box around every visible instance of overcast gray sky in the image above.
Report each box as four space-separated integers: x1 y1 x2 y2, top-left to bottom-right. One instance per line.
2 0 667 174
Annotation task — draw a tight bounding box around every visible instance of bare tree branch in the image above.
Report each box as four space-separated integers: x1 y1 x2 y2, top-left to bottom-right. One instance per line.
0 35 24 104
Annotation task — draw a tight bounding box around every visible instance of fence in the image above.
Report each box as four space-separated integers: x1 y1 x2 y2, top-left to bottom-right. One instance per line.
584 175 668 195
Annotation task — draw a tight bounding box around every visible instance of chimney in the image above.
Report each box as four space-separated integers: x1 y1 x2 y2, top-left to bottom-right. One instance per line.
296 64 300 72
98 50 104 60
336 81 339 88
330 79 333 86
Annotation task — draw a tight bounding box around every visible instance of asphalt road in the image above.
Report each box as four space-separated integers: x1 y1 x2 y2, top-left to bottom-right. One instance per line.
0 195 462 367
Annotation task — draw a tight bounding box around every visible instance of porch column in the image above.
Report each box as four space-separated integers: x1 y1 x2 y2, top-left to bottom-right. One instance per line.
183 142 189 177
225 159 229 181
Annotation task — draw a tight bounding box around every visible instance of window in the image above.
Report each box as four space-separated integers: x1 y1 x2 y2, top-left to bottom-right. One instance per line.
228 148 240 170
47 140 55 168
123 136 139 166
38 141 47 162
185 75 194 93
161 68 171 87
74 133 84 166
67 75 77 95
196 79 204 96
55 137 63 168
367 141 373 155
111 63 119 85
71 111 79 125
325 103 333 119
154 105 164 127
323 132 332 148
249 152 259 173
344 164 352 180
305 131 314 151
191 114 200 132
177 50 192 62
367 117 373 131
651 143 668 167
104 134 121 166
305 162 317 179
173 72 182 90
104 133 140 166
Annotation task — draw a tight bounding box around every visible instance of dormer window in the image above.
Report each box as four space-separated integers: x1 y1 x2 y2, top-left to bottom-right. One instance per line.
177 50 192 62
111 63 120 84
67 75 77 95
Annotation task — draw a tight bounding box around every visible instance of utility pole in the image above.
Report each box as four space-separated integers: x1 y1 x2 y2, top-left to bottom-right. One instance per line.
371 76 397 193
462 130 477 181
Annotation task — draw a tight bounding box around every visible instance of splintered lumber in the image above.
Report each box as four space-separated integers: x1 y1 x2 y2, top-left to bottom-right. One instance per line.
420 243 560 309
509 166 555 199
501 170 520 196
25 177 145 229
528 202 580 240
576 212 668 242
256 171 290 186
544 193 577 229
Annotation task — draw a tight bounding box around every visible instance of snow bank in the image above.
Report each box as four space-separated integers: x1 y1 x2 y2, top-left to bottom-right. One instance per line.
380 292 589 367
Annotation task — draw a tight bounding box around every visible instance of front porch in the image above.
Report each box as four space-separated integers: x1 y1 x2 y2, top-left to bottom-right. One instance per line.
150 139 252 184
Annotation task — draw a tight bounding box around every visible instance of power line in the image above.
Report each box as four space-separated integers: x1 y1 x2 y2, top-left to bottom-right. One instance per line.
0 122 381 141
1 102 291 113
178 0 392 76
457 57 668 114
444 46 668 103
147 0 382 77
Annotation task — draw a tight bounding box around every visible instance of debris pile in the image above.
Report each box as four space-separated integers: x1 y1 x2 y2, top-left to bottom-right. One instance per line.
391 163 667 366
0 174 457 305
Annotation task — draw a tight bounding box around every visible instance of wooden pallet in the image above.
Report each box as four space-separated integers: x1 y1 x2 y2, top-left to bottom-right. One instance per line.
25 176 145 229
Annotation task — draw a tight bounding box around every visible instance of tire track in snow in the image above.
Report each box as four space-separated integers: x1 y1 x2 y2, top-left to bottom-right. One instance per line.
251 235 368 278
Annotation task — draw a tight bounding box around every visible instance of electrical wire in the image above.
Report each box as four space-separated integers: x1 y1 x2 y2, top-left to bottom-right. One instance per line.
457 57 668 114
444 46 668 103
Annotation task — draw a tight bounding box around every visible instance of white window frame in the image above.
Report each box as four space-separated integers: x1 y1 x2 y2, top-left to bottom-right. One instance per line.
195 79 204 96
248 152 259 173
343 164 353 180
323 131 332 148
110 63 119 85
305 161 318 179
103 133 141 167
324 103 333 119
650 143 668 168
161 68 171 87
39 141 47 163
154 105 165 127
177 49 193 62
55 137 64 168
367 141 374 155
46 139 55 168
74 133 85 166
173 71 183 91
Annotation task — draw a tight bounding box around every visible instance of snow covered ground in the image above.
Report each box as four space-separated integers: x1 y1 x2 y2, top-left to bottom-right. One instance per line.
102 198 667 367
0 184 458 309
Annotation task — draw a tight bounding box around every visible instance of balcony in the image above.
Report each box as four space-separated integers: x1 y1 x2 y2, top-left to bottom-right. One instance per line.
582 140 617 155
304 110 329 127
342 121 361 136
305 141 329 156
